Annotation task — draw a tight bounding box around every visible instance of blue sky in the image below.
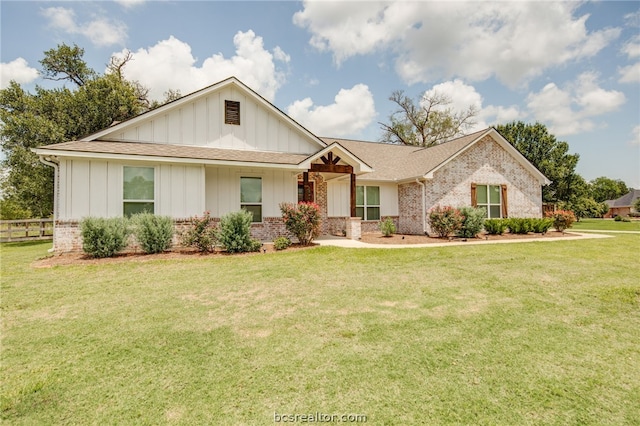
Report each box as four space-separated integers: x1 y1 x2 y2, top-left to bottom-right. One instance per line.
2 1 639 187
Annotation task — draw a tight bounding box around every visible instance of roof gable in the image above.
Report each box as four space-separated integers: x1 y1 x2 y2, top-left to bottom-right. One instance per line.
81 77 326 155
323 128 550 185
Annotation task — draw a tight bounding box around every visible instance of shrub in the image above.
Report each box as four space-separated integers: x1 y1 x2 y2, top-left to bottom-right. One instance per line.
80 217 130 258
546 210 576 232
530 218 554 234
131 213 173 254
217 210 261 253
614 215 623 222
483 218 507 235
379 217 396 237
428 206 463 238
457 207 486 238
507 218 534 234
273 236 292 251
181 211 218 253
621 216 631 222
279 201 321 245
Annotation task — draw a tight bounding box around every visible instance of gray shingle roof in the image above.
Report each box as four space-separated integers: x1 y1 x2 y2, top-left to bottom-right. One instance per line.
37 140 309 165
606 189 640 207
321 129 488 181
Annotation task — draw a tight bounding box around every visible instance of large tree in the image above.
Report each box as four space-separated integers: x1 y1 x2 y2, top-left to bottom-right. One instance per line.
495 121 581 203
589 176 629 202
0 44 147 218
379 90 478 147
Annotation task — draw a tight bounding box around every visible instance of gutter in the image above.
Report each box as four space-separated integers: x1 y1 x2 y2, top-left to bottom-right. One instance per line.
415 178 428 235
38 155 59 252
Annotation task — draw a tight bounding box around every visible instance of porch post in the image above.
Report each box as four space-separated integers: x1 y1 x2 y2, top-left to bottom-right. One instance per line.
350 173 357 217
303 171 310 202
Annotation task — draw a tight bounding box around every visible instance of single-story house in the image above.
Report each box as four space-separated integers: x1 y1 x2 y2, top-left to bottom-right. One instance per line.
604 189 640 218
33 77 550 251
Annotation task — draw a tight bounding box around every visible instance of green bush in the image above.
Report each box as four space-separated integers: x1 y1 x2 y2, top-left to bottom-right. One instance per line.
483 218 508 235
621 216 631 222
546 210 576 232
614 215 623 222
428 206 463 238
80 217 130 258
279 202 321 245
273 236 291 251
457 207 486 238
181 211 217 253
379 217 396 237
217 210 261 253
508 218 533 234
531 218 554 234
131 213 174 254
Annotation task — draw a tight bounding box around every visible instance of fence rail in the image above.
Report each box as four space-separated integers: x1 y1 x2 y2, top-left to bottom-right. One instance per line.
0 219 54 242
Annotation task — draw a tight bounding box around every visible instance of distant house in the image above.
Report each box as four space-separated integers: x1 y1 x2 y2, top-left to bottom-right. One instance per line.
33 77 550 251
604 189 640 218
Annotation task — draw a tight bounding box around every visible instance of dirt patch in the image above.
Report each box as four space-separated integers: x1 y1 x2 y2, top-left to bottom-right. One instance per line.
359 230 577 245
32 243 317 268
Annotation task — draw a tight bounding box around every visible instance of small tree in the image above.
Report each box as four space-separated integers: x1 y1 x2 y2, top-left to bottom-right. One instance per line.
379 217 396 237
217 210 261 253
634 197 640 213
279 202 321 245
181 211 217 253
428 206 463 238
546 210 576 233
457 207 486 238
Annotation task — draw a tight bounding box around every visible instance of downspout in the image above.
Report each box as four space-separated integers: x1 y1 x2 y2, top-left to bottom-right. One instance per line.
38 155 59 252
415 178 428 235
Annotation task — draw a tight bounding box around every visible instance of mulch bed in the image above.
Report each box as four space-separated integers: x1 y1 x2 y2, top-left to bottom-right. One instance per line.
359 230 577 245
33 231 578 268
32 243 316 268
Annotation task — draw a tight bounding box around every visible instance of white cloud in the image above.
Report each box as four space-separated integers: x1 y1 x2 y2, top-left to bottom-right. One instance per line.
111 31 289 101
114 0 146 9
631 125 640 145
294 1 621 87
0 58 39 88
621 35 640 58
287 84 376 137
421 79 522 131
621 63 640 83
526 73 625 136
41 6 127 47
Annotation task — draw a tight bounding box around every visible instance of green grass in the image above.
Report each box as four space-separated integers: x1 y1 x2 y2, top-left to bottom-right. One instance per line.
2 236 639 425
572 218 640 232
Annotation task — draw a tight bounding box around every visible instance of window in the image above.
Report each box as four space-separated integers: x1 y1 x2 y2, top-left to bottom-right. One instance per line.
356 185 380 220
225 100 240 125
473 184 507 218
241 177 262 222
298 181 314 202
123 166 154 216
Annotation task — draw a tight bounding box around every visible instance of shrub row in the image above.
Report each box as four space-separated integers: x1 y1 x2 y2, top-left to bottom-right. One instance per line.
80 214 174 258
428 206 575 238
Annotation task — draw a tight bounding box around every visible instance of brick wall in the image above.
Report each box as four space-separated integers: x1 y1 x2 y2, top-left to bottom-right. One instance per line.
398 183 425 235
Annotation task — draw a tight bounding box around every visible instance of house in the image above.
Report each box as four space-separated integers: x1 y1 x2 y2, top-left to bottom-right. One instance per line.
33 77 550 251
604 189 640 218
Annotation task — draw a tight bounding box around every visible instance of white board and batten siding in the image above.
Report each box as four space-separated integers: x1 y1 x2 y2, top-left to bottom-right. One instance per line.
100 86 320 155
327 181 399 217
57 159 204 220
204 166 298 219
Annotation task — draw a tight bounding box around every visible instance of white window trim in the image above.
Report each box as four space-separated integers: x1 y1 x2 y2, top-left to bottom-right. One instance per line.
477 184 502 219
123 165 155 216
240 176 263 223
356 185 381 221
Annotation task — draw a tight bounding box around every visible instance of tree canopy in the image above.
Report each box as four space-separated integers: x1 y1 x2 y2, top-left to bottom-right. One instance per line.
0 44 148 218
379 90 478 147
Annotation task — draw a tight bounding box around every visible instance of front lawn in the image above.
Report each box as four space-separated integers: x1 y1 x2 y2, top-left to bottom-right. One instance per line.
572 218 640 231
2 236 639 425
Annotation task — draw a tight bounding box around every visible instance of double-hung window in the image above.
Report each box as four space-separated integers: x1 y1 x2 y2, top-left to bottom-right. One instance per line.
240 177 262 222
473 184 507 218
356 185 380 220
123 166 154 216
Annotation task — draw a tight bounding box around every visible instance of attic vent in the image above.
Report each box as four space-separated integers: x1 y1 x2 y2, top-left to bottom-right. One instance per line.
225 100 240 125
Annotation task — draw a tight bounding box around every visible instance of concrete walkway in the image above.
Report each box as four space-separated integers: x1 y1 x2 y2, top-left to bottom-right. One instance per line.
315 232 614 249
569 229 640 234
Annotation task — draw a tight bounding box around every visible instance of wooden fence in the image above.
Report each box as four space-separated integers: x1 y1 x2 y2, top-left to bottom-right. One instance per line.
0 219 54 242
